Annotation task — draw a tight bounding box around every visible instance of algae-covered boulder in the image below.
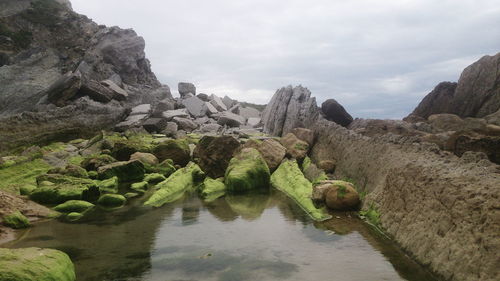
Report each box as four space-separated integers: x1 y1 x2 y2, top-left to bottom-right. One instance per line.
67 212 84 222
0 248 76 281
225 148 270 192
54 200 95 213
111 138 153 161
3 211 30 229
280 133 309 160
152 139 191 166
97 176 119 193
271 160 331 221
49 164 89 178
324 181 360 211
97 160 145 182
19 184 37 196
193 136 241 178
130 152 159 166
144 173 166 184
131 181 149 193
144 159 176 177
200 178 226 201
301 157 328 185
97 194 126 208
30 175 100 204
242 138 286 171
81 154 116 171
145 163 205 207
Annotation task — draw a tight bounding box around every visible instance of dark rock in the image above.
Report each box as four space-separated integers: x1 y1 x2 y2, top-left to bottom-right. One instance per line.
46 71 82 106
321 99 353 127
407 82 458 120
197 93 209 101
193 136 241 178
142 118 168 133
172 117 197 132
79 79 114 103
153 139 191 166
100 79 128 101
445 132 500 164
130 104 151 116
178 82 196 97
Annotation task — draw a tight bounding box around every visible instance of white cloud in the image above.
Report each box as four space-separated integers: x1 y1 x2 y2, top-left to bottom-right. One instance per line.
71 0 500 118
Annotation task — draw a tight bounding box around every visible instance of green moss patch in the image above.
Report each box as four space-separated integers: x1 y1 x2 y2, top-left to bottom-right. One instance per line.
145 163 204 207
97 160 145 182
53 200 94 213
200 178 226 201
97 194 126 208
0 158 52 194
360 204 381 227
97 176 118 194
224 148 270 192
271 160 331 221
3 211 30 229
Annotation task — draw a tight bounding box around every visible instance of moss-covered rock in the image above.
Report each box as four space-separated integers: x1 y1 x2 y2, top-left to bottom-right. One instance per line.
0 158 51 194
325 181 360 210
111 138 153 161
53 200 95 213
224 148 270 192
0 247 76 281
143 159 176 177
19 184 37 195
49 164 89 178
144 173 166 184
193 136 241 178
242 138 286 172
130 152 159 166
130 181 149 193
97 176 118 193
271 160 331 221
30 175 100 204
152 139 191 166
81 154 116 171
88 171 98 179
3 211 30 229
97 160 145 182
66 212 83 222
124 192 140 199
145 162 204 207
200 177 226 201
97 194 126 208
280 133 309 160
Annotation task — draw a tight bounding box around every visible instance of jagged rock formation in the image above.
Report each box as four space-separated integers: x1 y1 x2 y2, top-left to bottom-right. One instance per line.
0 0 163 152
409 52 500 119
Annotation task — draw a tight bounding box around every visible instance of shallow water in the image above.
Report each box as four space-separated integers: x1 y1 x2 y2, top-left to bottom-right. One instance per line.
5 190 438 281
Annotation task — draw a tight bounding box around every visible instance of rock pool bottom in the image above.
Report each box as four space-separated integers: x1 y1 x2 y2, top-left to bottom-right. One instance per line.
3 190 438 281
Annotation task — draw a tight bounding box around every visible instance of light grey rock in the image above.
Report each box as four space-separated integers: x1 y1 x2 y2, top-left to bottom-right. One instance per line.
222 95 235 109
181 96 207 117
239 106 261 118
228 104 240 114
199 123 222 133
101 79 128 101
46 71 82 107
162 122 178 137
262 85 320 136
130 104 151 116
142 118 168 133
205 102 219 115
217 112 246 128
151 99 175 117
210 94 228 111
247 117 262 128
197 93 209 101
194 116 210 125
162 109 189 120
173 117 198 132
178 82 196 97
115 114 148 131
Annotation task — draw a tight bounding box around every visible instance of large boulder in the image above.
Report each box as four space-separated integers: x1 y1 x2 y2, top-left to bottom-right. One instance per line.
217 112 246 127
242 139 286 171
224 148 270 192
30 175 100 204
3 211 30 229
239 106 261 118
152 139 191 166
79 79 114 103
406 82 458 120
130 152 159 166
53 200 95 213
291 128 314 146
428 114 486 133
46 71 82 107
130 104 152 116
172 117 198 132
321 99 353 127
280 133 309 160
181 96 208 117
100 79 128 101
97 160 145 182
324 181 360 211
210 94 228 111
178 82 196 97
262 85 320 136
445 132 500 164
142 118 168 133
199 177 226 201
97 194 126 208
0 248 76 281
81 154 116 171
193 136 241 178
162 109 190 120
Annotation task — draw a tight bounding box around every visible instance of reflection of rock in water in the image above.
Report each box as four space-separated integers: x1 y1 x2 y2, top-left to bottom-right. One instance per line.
181 196 201 225
273 190 311 224
225 191 270 221
151 246 298 281
8 200 178 281
203 198 239 222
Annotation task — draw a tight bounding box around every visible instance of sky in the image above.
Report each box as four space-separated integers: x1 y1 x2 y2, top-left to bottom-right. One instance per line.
71 0 500 119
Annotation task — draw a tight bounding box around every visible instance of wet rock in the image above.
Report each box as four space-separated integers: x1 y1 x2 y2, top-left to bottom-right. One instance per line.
81 154 116 171
0 248 76 281
178 82 196 98
181 96 208 117
173 117 198 132
324 181 360 210
193 136 241 178
97 160 145 182
321 99 353 127
210 94 228 111
142 117 168 133
130 152 159 166
97 176 119 193
291 128 314 146
217 112 246 127
144 173 166 184
225 148 270 192
162 108 189 120
199 178 226 201
53 200 95 213
152 139 191 166
97 194 126 208
30 176 100 205
242 139 286 171
3 211 30 229
280 133 309 160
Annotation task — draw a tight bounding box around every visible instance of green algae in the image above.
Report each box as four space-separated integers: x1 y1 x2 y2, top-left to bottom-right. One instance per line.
360 204 381 227
30 174 100 204
144 173 167 184
3 211 30 229
200 178 226 201
97 176 118 193
97 160 145 182
152 139 191 166
224 148 270 192
66 212 84 222
271 160 331 221
145 163 204 207
53 200 95 213
131 181 149 193
97 194 126 208
0 247 76 281
0 158 51 194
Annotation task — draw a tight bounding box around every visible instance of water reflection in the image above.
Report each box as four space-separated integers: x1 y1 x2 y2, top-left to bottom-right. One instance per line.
4 190 439 281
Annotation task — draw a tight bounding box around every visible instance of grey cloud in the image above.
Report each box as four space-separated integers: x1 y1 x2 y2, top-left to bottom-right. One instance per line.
72 0 500 118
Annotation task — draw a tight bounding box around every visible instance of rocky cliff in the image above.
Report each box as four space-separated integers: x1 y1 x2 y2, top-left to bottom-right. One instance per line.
262 81 500 280
0 0 164 152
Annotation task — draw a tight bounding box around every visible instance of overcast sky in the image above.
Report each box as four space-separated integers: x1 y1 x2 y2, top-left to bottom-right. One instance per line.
71 0 500 119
